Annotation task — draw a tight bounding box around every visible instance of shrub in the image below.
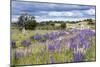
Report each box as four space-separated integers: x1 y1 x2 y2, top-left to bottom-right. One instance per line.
61 23 66 30
25 20 37 30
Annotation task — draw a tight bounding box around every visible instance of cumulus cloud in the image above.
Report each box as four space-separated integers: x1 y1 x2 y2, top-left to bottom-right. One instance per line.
48 11 84 17
85 8 95 15
48 11 73 17
11 15 19 22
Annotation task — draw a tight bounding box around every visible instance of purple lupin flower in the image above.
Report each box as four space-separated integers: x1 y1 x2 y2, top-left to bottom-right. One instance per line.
81 29 95 37
74 52 83 62
40 33 49 42
71 29 81 33
14 49 17 60
69 37 77 51
30 34 42 41
21 40 31 47
50 56 55 63
80 38 89 49
43 33 49 38
55 42 60 49
14 49 23 60
77 31 90 49
59 31 66 36
49 32 58 40
48 44 55 52
54 40 61 53
11 40 16 48
69 30 91 50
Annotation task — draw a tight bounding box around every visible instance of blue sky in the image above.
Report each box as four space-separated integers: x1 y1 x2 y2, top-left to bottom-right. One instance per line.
11 1 95 22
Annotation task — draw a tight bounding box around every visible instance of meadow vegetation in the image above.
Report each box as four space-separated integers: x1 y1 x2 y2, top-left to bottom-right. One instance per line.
11 14 96 66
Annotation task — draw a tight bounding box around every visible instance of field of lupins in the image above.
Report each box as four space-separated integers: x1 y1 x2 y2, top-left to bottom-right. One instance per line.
11 28 96 65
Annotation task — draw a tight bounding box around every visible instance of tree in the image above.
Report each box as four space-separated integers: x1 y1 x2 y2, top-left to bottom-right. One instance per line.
51 23 54 26
17 13 28 33
87 19 93 22
17 15 24 28
17 13 37 33
61 23 66 30
25 20 37 30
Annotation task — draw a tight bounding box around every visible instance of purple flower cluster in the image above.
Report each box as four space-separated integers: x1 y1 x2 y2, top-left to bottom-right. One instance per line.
48 40 61 52
30 31 67 42
70 29 95 51
21 40 31 47
59 31 66 36
50 56 55 63
49 32 57 40
13 49 25 60
48 45 55 51
11 40 16 48
74 52 83 62
12 29 95 63
54 40 61 50
14 49 21 60
31 34 42 41
81 29 95 36
43 33 49 39
69 29 95 62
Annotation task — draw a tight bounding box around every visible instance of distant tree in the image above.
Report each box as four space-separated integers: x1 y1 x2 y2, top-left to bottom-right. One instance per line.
87 19 93 22
17 14 25 28
61 23 66 30
17 13 28 32
84 19 93 22
84 19 95 25
25 20 37 30
17 13 37 32
88 21 95 25
51 23 55 26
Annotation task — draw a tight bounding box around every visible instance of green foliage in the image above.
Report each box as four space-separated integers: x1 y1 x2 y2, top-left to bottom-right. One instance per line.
84 36 96 61
50 23 55 26
61 23 66 30
25 20 37 30
88 22 95 25
17 13 37 30
86 19 93 22
17 15 24 28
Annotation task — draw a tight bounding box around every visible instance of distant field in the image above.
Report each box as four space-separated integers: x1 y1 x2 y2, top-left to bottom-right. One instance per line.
66 21 95 30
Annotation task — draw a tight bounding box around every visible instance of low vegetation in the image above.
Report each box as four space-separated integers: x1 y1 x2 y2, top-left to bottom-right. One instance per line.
11 14 96 66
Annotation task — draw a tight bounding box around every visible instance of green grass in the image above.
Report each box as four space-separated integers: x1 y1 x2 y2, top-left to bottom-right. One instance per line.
84 36 96 61
11 22 96 65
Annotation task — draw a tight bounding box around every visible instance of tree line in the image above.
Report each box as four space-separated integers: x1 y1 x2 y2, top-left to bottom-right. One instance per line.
12 13 94 30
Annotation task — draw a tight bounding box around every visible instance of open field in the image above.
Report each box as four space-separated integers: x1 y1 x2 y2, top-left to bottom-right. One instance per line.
11 23 96 65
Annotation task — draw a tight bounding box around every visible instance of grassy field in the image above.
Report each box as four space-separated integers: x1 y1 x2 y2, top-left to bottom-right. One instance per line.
11 21 96 66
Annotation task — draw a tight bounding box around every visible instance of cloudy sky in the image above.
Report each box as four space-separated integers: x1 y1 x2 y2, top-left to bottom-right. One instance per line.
11 1 95 22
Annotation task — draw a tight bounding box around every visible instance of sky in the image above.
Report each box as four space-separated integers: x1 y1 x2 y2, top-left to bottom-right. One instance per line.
11 1 96 22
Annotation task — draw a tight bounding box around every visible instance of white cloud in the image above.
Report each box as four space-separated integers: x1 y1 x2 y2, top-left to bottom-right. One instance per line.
48 11 63 16
72 11 84 16
64 12 74 16
36 17 89 22
11 15 19 22
85 8 95 15
48 11 73 16
48 11 83 17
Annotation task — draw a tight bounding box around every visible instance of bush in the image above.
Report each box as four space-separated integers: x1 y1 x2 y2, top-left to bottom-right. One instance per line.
61 23 66 30
25 20 37 30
